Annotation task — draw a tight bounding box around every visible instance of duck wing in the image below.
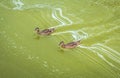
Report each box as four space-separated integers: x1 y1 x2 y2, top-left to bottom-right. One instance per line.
41 29 50 33
66 42 77 46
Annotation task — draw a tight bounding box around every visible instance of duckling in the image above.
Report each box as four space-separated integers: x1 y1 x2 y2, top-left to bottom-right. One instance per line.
59 40 81 49
35 27 55 36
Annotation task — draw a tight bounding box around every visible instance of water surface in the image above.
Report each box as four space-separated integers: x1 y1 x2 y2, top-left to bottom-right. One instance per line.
0 0 120 78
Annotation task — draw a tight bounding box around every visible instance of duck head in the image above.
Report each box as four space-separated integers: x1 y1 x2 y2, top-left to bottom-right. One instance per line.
35 27 40 33
59 41 65 48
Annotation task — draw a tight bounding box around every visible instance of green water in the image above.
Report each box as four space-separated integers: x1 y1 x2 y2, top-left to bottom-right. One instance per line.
0 0 120 78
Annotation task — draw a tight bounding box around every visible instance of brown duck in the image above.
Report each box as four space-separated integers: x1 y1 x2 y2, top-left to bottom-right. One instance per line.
59 40 81 49
35 27 55 36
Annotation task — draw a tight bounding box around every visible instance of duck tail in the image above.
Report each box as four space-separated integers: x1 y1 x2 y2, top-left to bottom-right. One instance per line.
51 28 55 32
77 40 81 44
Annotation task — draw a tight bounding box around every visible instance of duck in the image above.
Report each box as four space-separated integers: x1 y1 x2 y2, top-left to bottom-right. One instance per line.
59 40 81 49
35 27 55 36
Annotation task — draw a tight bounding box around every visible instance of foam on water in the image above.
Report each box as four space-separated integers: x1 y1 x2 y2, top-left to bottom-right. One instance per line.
79 43 120 71
12 0 24 10
52 8 73 26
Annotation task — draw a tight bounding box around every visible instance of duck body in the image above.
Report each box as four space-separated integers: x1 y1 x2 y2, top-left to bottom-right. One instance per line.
35 27 55 36
59 40 80 49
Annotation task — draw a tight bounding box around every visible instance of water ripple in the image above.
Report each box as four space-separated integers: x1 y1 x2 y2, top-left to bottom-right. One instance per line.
52 8 73 26
79 43 120 71
13 0 24 10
